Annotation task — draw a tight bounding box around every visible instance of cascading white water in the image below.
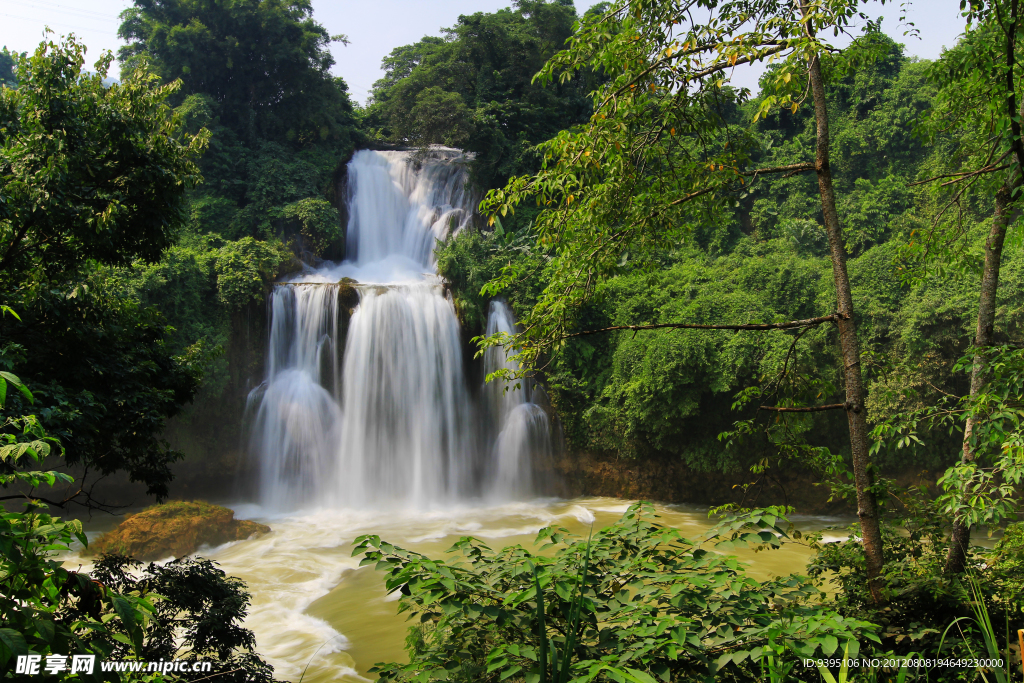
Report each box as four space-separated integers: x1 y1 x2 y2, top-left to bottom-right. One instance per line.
334 284 472 507
249 147 552 510
482 300 553 499
344 148 474 268
249 285 344 510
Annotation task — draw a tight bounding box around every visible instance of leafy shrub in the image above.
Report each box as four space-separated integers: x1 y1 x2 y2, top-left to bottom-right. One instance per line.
991 522 1024 610
281 198 341 257
90 554 277 683
807 485 1013 674
214 238 287 308
0 368 162 680
356 503 877 683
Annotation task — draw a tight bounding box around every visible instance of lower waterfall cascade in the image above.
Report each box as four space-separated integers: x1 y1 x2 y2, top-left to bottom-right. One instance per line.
247 148 554 509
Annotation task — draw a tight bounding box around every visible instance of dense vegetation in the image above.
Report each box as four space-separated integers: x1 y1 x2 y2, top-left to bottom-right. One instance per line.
439 31 1021 486
3 0 1024 679
365 0 607 187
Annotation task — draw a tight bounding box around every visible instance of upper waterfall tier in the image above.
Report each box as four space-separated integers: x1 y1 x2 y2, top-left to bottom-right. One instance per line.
339 148 475 277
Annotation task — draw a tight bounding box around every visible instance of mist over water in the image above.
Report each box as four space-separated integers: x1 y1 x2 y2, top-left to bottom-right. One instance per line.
248 148 554 510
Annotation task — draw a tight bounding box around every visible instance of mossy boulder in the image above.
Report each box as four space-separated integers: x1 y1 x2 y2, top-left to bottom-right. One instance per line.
87 501 270 561
338 277 360 311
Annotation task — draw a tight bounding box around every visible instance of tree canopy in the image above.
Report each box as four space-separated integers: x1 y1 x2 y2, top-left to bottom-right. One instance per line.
0 36 208 499
118 0 354 147
0 37 206 282
366 0 604 187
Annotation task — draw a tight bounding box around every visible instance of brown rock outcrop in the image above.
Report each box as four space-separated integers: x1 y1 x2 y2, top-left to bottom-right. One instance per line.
87 501 270 561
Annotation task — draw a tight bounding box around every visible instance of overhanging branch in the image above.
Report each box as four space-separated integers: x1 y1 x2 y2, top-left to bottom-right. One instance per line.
759 402 849 412
908 150 1013 187
559 313 840 340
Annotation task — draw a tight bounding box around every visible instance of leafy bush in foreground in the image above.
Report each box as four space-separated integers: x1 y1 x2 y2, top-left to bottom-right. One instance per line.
355 503 878 683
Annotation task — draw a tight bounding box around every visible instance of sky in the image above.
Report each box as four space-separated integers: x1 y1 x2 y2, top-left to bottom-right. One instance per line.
1 0 968 104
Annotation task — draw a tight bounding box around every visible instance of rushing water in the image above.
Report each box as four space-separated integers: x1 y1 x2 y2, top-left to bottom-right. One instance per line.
211 500 850 682
248 147 548 510
482 300 553 499
67 499 851 683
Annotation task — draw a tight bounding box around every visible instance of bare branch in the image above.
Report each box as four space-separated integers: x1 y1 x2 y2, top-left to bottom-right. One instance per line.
908 150 1012 187
743 162 816 178
759 403 849 412
560 313 840 340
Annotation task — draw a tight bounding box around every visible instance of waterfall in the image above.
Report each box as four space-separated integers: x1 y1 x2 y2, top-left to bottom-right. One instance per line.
248 147 552 510
344 148 474 269
248 284 344 511
482 300 553 499
333 284 472 508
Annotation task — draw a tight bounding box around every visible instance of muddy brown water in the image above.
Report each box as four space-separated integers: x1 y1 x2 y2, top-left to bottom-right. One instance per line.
66 497 851 682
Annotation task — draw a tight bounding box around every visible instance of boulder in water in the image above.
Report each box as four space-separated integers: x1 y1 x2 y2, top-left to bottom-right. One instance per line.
87 501 270 561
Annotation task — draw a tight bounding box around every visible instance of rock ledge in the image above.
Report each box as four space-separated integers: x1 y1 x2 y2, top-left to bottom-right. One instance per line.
88 500 270 561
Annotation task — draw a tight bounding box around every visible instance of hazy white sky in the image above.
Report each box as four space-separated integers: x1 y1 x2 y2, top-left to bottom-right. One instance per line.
1 0 968 104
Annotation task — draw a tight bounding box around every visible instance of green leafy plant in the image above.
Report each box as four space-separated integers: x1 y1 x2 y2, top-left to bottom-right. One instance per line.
355 502 878 683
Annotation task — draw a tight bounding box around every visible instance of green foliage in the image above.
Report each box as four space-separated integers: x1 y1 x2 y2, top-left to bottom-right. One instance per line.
0 317 272 681
807 485 1019 678
869 345 1024 531
281 197 341 257
0 35 207 282
357 503 878 683
408 87 475 148
425 12 1024 488
0 48 18 88
118 0 356 147
0 374 163 681
366 0 596 188
990 522 1024 608
104 0 361 492
90 554 278 683
215 237 287 308
0 503 165 681
0 36 217 501
1 282 205 500
436 228 548 334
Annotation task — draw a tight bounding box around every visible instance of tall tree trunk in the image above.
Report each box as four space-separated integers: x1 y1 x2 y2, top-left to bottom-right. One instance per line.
945 1 1022 574
806 51 886 604
944 181 1012 574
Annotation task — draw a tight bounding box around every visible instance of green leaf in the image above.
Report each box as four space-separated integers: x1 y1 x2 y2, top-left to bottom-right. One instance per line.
0 628 28 666
623 668 660 683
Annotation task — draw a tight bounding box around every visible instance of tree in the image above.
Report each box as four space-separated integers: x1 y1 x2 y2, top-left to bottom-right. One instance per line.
0 364 162 679
118 0 355 147
0 359 277 680
886 1 1024 574
0 35 208 502
366 0 597 188
0 35 206 283
90 555 278 683
481 0 893 602
0 48 17 87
